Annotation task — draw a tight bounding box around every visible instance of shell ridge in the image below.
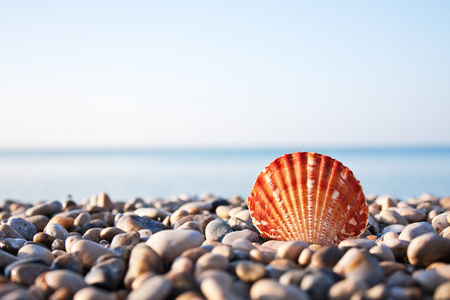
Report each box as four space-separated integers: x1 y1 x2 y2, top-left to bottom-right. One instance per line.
318 159 342 245
260 166 294 240
280 154 303 240
328 168 358 243
314 155 333 244
306 152 319 243
298 152 310 243
251 170 288 240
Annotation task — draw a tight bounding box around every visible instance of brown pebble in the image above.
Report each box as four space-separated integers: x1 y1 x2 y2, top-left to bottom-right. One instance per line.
379 261 407 277
407 233 450 267
310 246 344 269
298 247 313 266
276 241 308 262
434 281 450 300
195 253 229 276
74 212 91 227
10 263 50 286
69 239 111 268
82 228 103 243
235 261 267 283
124 243 164 290
73 287 115 300
250 278 309 300
328 278 367 300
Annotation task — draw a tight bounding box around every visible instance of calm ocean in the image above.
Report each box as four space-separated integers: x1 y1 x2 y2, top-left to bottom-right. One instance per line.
0 147 449 203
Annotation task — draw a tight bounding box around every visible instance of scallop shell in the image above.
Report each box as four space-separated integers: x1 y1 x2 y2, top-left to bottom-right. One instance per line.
248 152 369 246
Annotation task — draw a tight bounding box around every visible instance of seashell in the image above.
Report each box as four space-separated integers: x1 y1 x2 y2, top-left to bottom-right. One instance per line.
248 152 369 246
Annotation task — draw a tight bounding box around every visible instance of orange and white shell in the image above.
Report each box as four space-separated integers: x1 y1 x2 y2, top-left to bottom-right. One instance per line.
248 152 369 246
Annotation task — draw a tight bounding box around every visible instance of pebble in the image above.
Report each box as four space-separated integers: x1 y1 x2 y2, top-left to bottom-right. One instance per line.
310 246 344 269
10 262 50 286
84 257 126 290
7 217 37 241
50 253 84 274
198 270 244 300
25 200 62 217
392 207 427 223
398 221 436 241
128 275 171 300
381 224 405 235
17 244 54 265
378 209 409 225
35 269 88 297
89 192 115 211
109 231 140 259
382 238 410 261
434 281 450 300
338 238 377 251
407 233 450 267
73 287 115 300
69 239 111 268
328 278 367 300
301 270 337 299
124 243 164 289
235 260 267 283
24 215 49 232
74 212 91 227
276 241 308 261
250 278 309 300
0 223 25 239
147 229 204 264
116 214 166 233
333 248 384 286
369 244 396 261
195 252 229 275
221 229 259 245
44 222 70 240
205 219 233 241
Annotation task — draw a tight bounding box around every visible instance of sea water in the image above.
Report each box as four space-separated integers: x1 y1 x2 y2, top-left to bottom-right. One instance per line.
0 147 449 203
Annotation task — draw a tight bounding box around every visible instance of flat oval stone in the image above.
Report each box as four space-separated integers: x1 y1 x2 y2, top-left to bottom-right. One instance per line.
392 207 427 223
116 214 166 233
128 275 171 300
381 224 405 235
44 223 70 240
10 262 50 286
109 231 141 260
369 244 396 262
25 200 63 217
221 229 259 245
24 215 50 232
333 248 383 286
378 209 408 226
328 278 367 300
205 219 233 241
195 252 229 276
74 287 115 300
69 239 111 268
276 241 308 262
407 233 450 267
200 270 245 300
50 253 84 274
398 222 436 242
36 269 88 296
434 281 450 300
250 278 309 300
235 261 267 283
338 238 377 251
147 229 204 265
82 228 103 243
74 212 91 227
310 246 345 269
7 217 37 241
84 257 126 291
17 244 54 265
381 238 410 261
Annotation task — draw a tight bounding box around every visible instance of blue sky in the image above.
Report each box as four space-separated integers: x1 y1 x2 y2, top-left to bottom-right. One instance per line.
1 1 449 149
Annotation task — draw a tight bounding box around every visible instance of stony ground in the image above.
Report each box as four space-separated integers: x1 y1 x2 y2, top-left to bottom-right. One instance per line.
0 192 450 300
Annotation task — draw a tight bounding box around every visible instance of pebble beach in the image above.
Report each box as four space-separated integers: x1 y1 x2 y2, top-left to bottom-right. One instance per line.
1 192 450 300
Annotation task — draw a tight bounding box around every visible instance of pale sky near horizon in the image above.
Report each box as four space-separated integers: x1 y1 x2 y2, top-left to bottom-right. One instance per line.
1 1 449 149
